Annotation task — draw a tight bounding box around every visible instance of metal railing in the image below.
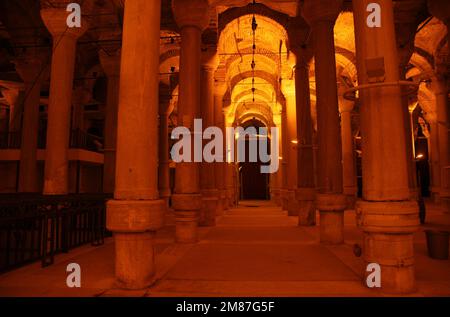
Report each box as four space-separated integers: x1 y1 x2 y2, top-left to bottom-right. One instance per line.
70 129 104 153
0 194 112 273
0 131 22 149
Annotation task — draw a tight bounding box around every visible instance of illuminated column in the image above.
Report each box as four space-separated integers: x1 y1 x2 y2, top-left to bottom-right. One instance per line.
280 108 289 211
158 87 172 208
271 114 283 205
225 116 236 208
172 0 210 243
14 54 47 192
281 80 299 216
302 0 346 243
338 86 357 201
214 82 228 213
425 111 441 201
40 7 88 194
291 44 316 225
352 0 419 293
106 0 164 289
199 49 220 226
100 50 121 194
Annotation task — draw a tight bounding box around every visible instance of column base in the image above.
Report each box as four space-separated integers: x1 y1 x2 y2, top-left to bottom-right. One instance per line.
316 194 347 244
287 190 299 216
106 199 164 290
172 193 202 243
221 190 229 211
296 188 316 226
271 188 282 206
199 189 219 227
356 200 419 294
159 188 171 209
227 188 235 209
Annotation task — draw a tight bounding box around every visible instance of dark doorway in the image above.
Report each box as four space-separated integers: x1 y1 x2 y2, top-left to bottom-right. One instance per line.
238 119 270 200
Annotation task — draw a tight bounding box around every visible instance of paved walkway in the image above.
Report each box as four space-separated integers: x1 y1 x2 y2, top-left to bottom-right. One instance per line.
0 200 449 297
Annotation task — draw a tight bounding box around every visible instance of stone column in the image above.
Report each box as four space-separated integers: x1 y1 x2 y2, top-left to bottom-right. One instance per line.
2 87 22 133
302 0 346 244
199 49 220 226
14 54 48 193
338 86 358 201
40 8 88 194
281 80 299 216
225 120 236 208
271 114 283 206
352 0 419 293
280 108 289 211
214 82 227 213
426 111 441 201
100 50 120 194
291 45 316 225
158 88 172 208
172 0 210 243
431 78 449 200
106 0 164 289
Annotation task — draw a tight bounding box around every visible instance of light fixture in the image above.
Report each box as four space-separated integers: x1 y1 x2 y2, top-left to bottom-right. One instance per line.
291 140 298 144
416 153 424 159
251 2 258 103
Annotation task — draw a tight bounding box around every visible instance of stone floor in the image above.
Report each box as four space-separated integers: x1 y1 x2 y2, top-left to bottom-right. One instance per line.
0 200 449 297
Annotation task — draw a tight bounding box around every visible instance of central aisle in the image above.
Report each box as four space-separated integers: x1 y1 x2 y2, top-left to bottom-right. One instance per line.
148 200 375 297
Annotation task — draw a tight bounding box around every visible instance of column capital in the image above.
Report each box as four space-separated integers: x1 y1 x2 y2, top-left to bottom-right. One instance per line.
301 0 343 26
172 0 210 31
214 81 228 97
201 47 219 72
99 49 121 78
13 52 49 84
1 86 21 107
280 79 295 97
40 8 88 39
338 85 354 113
72 85 91 106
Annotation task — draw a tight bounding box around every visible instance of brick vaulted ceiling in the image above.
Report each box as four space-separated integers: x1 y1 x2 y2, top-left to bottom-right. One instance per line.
0 0 446 124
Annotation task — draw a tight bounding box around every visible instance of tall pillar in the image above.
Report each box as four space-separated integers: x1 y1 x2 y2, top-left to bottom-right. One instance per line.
100 50 121 194
158 87 172 208
40 8 88 195
281 80 299 216
271 114 283 205
280 108 289 211
225 119 236 208
425 111 441 201
431 78 449 200
172 0 210 243
214 82 227 213
302 0 346 244
291 44 316 225
2 87 22 133
338 86 358 201
15 54 48 193
106 0 164 289
352 0 419 293
199 49 220 226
